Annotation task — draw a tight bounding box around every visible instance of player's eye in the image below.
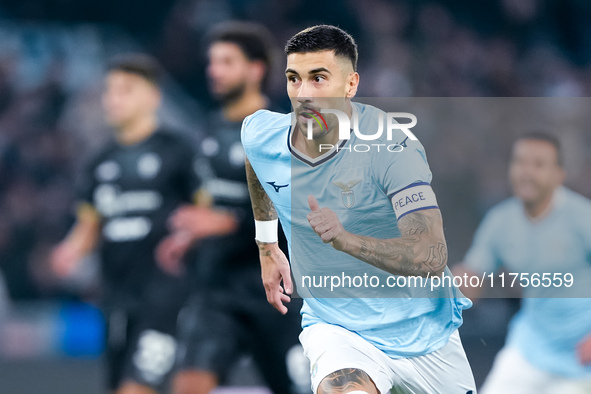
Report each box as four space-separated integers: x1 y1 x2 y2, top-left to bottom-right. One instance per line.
313 75 327 83
512 157 524 166
534 160 547 168
287 75 300 84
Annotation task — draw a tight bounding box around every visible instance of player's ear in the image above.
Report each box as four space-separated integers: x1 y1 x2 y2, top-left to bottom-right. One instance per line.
150 85 163 110
555 165 566 186
346 72 359 98
249 60 266 87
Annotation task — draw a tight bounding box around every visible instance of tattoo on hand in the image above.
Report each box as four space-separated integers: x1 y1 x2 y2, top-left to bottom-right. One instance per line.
256 240 276 256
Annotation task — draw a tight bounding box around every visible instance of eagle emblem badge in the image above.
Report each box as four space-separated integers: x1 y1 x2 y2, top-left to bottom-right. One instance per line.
332 179 362 208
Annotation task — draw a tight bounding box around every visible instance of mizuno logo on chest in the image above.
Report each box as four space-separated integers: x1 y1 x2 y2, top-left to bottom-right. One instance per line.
267 181 289 193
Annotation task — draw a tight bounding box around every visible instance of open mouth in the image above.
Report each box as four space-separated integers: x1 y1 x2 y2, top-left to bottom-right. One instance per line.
297 107 328 131
297 106 319 117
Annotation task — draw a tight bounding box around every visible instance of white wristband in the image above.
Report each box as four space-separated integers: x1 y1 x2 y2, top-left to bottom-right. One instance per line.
255 219 278 243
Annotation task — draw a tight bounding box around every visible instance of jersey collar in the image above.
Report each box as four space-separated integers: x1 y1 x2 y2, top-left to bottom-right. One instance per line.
287 125 349 167
523 186 566 223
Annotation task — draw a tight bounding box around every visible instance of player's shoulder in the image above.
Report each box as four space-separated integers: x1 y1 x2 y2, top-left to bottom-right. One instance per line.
486 196 521 221
354 101 422 145
354 101 385 118
241 109 291 147
354 102 427 172
152 128 197 156
154 128 193 146
85 138 118 169
354 102 384 137
561 187 591 215
242 109 291 136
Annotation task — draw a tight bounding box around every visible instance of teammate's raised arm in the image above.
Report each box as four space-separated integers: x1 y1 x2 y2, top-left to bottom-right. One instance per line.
245 157 292 314
307 195 447 277
451 264 486 300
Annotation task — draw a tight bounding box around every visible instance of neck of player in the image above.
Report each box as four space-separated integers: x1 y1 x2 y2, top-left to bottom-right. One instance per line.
293 102 352 159
223 87 268 123
116 114 158 145
523 189 556 221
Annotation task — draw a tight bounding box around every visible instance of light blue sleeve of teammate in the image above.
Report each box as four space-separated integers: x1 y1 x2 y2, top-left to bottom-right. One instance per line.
572 193 591 260
463 208 504 274
373 137 433 198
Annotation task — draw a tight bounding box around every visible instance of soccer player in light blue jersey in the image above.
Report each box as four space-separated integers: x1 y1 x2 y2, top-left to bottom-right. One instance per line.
455 133 591 393
242 25 475 393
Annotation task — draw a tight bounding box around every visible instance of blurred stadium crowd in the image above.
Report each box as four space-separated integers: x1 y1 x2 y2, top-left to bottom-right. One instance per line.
2 0 591 301
1 0 591 391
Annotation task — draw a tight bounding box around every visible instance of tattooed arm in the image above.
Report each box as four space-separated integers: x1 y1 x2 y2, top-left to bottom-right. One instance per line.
307 195 447 277
346 209 447 277
245 157 292 314
246 157 278 222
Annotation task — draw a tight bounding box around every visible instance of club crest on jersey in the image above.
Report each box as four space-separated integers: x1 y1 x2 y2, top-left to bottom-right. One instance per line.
138 153 161 179
96 160 121 182
332 179 362 208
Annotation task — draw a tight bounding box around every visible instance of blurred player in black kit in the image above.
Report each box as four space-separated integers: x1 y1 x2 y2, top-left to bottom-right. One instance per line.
51 54 202 394
157 22 310 394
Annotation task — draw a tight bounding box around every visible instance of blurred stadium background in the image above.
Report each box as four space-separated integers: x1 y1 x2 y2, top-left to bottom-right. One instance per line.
1 0 591 392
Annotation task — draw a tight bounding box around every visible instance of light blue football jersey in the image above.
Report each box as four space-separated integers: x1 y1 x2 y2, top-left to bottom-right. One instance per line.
464 187 591 378
242 102 471 359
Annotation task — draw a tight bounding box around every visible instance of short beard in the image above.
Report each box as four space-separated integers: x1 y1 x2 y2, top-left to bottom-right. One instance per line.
297 121 331 140
212 81 246 105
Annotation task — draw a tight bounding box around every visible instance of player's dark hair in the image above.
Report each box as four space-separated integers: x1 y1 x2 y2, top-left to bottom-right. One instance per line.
285 25 358 71
107 53 162 86
516 131 563 167
207 21 275 88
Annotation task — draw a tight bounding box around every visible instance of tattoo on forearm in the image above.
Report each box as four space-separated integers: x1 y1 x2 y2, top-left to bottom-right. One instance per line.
318 368 375 394
358 235 422 275
245 159 277 221
355 209 447 276
359 238 370 258
400 211 429 236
